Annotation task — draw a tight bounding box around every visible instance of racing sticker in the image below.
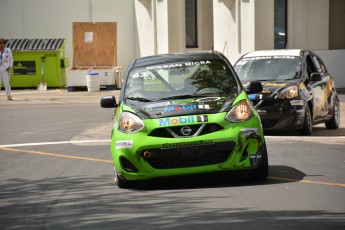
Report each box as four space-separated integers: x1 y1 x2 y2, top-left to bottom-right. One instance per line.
248 94 263 100
162 140 213 148
196 97 222 103
115 140 133 149
161 104 211 113
159 115 208 127
164 104 197 112
242 56 296 61
197 115 208 122
198 104 210 110
146 60 211 70
290 100 303 106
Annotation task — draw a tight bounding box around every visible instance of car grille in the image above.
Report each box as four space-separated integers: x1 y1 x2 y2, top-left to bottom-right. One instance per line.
252 99 280 128
148 124 223 138
140 141 235 169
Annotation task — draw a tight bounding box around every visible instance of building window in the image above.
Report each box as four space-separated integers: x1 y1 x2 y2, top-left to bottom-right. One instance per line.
185 0 198 48
274 0 287 49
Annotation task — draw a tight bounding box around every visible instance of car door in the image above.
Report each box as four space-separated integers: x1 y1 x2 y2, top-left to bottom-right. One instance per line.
305 53 326 121
311 53 334 118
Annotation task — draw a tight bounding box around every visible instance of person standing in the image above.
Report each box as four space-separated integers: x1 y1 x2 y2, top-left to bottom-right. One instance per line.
0 37 14 100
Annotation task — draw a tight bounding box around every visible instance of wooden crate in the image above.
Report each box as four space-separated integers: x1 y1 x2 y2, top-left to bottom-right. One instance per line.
66 22 119 90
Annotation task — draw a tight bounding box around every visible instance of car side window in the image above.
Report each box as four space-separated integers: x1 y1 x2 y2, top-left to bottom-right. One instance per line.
312 55 327 74
306 55 317 77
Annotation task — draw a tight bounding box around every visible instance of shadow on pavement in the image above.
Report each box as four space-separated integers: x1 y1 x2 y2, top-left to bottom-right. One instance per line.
1 172 344 229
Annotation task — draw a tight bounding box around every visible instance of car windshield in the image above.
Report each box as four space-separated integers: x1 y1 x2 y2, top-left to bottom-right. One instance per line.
234 56 302 82
124 59 239 101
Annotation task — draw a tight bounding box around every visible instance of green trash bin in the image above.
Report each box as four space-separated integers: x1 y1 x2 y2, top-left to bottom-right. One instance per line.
6 38 67 88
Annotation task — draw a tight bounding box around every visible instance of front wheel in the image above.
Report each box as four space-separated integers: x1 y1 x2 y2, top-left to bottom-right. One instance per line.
113 166 135 189
249 142 268 181
325 99 340 129
299 105 312 135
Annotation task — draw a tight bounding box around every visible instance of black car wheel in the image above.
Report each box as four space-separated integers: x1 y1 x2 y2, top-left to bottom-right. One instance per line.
299 105 312 135
249 142 268 181
113 166 135 189
325 98 340 129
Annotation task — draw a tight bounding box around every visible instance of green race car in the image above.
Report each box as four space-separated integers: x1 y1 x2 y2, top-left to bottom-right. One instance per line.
101 51 268 188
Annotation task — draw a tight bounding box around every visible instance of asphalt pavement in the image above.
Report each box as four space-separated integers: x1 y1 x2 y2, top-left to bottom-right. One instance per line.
0 88 120 104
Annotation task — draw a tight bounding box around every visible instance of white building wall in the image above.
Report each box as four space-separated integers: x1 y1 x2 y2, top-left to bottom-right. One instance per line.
213 0 238 63
240 0 255 56
213 0 274 64
134 0 155 57
254 0 274 50
168 0 185 53
0 0 136 70
288 0 329 50
156 0 169 54
200 0 214 51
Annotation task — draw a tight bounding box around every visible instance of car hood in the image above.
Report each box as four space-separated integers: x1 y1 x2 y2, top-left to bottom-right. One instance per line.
123 96 235 119
244 80 300 98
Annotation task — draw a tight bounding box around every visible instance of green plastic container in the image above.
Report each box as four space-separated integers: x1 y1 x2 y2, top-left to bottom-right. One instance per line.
5 39 66 88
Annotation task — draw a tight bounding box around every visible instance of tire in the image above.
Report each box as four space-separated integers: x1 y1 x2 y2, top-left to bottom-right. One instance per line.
249 142 269 181
113 166 135 189
299 105 312 136
325 98 340 129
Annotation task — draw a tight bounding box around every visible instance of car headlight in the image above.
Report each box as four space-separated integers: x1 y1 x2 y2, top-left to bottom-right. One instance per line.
277 86 298 99
225 100 252 122
119 112 145 133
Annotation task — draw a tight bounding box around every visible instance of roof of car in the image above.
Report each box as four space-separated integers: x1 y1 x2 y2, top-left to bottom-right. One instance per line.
131 51 227 68
242 49 304 58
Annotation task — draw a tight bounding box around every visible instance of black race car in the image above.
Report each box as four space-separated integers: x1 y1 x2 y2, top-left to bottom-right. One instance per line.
234 49 340 135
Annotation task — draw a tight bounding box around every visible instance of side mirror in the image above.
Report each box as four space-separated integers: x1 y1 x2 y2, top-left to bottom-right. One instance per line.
100 95 118 108
310 72 323 82
245 81 263 94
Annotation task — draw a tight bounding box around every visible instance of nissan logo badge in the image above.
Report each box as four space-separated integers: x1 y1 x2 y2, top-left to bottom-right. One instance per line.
180 126 192 136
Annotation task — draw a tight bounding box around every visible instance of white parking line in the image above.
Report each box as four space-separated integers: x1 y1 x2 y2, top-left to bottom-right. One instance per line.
0 136 344 148
0 140 111 148
266 136 345 139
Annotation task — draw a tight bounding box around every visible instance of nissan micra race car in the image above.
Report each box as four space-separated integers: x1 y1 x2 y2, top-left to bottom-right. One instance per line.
101 51 268 188
234 50 340 135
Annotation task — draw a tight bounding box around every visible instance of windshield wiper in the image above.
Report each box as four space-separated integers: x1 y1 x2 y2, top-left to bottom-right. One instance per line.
126 97 153 102
158 94 196 101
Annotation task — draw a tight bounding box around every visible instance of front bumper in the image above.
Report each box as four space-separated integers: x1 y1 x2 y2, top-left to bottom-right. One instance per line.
110 122 265 181
255 99 305 131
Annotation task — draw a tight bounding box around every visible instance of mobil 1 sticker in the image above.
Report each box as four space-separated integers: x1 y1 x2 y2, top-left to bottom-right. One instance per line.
159 115 209 127
197 115 208 122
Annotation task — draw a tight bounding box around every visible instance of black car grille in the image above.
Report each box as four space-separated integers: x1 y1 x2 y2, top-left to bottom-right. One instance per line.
141 141 235 169
252 99 281 128
148 124 223 138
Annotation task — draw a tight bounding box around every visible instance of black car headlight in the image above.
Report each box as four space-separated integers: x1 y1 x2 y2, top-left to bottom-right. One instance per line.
276 86 298 99
119 112 145 133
